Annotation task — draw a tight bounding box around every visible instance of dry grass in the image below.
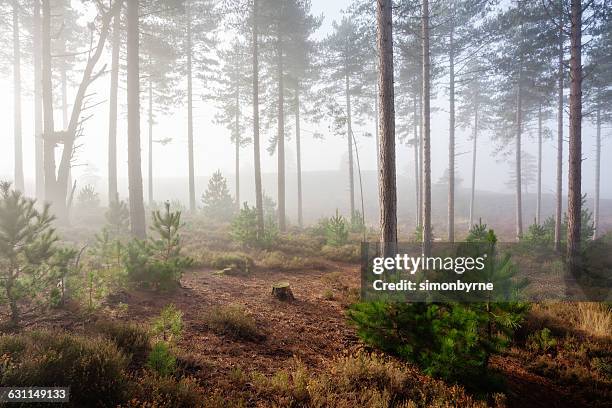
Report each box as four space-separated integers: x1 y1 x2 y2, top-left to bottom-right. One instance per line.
202 305 261 341
576 302 612 338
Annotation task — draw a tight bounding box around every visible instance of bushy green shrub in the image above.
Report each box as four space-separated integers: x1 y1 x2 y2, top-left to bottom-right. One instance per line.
527 328 557 353
94 320 151 364
151 304 183 343
542 195 595 244
0 330 129 406
201 170 235 221
209 252 255 274
325 210 349 246
105 196 130 237
0 182 58 327
147 341 177 376
123 203 192 290
230 203 278 248
76 184 100 210
203 305 260 340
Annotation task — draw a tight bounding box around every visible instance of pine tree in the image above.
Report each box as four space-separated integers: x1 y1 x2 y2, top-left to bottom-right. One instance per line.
201 170 235 221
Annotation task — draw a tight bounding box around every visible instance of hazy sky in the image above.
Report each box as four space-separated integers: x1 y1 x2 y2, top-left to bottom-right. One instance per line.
0 0 610 204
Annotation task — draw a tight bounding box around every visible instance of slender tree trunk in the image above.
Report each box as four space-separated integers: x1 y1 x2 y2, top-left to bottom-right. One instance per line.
252 0 264 237
61 69 68 128
594 107 600 239
566 0 582 273
187 0 196 213
377 0 397 256
33 0 44 200
555 4 564 252
277 34 286 232
42 0 56 203
418 94 423 229
469 108 478 227
375 82 380 176
235 84 241 210
108 1 121 204
345 71 355 220
127 0 146 238
413 95 420 228
448 25 455 242
148 76 153 205
422 0 432 256
537 104 543 224
295 87 303 228
12 0 24 192
515 71 523 240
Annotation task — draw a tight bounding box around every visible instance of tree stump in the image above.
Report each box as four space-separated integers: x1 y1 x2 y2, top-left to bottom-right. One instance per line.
272 282 294 301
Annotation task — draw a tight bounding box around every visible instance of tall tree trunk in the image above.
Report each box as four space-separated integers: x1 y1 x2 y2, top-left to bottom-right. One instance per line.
148 75 153 205
295 87 303 228
277 33 286 232
515 71 523 240
42 0 56 204
108 0 121 204
12 0 24 192
566 0 582 273
375 82 380 176
377 0 397 256
422 0 432 256
594 107 600 239
448 25 455 242
33 0 44 200
469 108 478 227
235 84 241 210
413 95 420 228
536 104 543 224
555 3 564 252
252 0 264 237
187 0 196 213
127 0 146 238
345 71 355 220
418 93 423 229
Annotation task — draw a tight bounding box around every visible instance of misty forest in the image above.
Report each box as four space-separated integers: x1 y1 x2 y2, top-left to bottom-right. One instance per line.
0 0 611 406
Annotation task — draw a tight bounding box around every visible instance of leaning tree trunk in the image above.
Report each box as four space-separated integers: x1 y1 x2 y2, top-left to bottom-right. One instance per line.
469 108 478 228
377 0 397 256
33 0 44 200
277 33 286 232
594 107 600 239
345 71 355 220
186 0 196 213
252 0 264 238
421 0 432 256
295 87 303 228
148 75 153 205
108 0 121 204
127 0 146 238
448 24 455 242
566 0 582 274
12 0 24 192
555 3 564 252
537 103 543 224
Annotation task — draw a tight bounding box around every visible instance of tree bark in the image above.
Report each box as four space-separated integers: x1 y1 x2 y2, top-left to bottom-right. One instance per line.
469 108 478 227
127 0 146 238
515 68 523 240
413 95 419 228
345 70 355 220
377 0 397 256
42 0 56 204
108 1 121 204
33 0 44 200
448 25 455 242
277 32 286 232
566 0 582 273
252 0 264 238
13 0 24 192
422 0 432 256
187 0 196 213
148 75 153 205
235 81 241 210
594 107 600 239
555 3 564 252
295 87 303 228
536 104 543 224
